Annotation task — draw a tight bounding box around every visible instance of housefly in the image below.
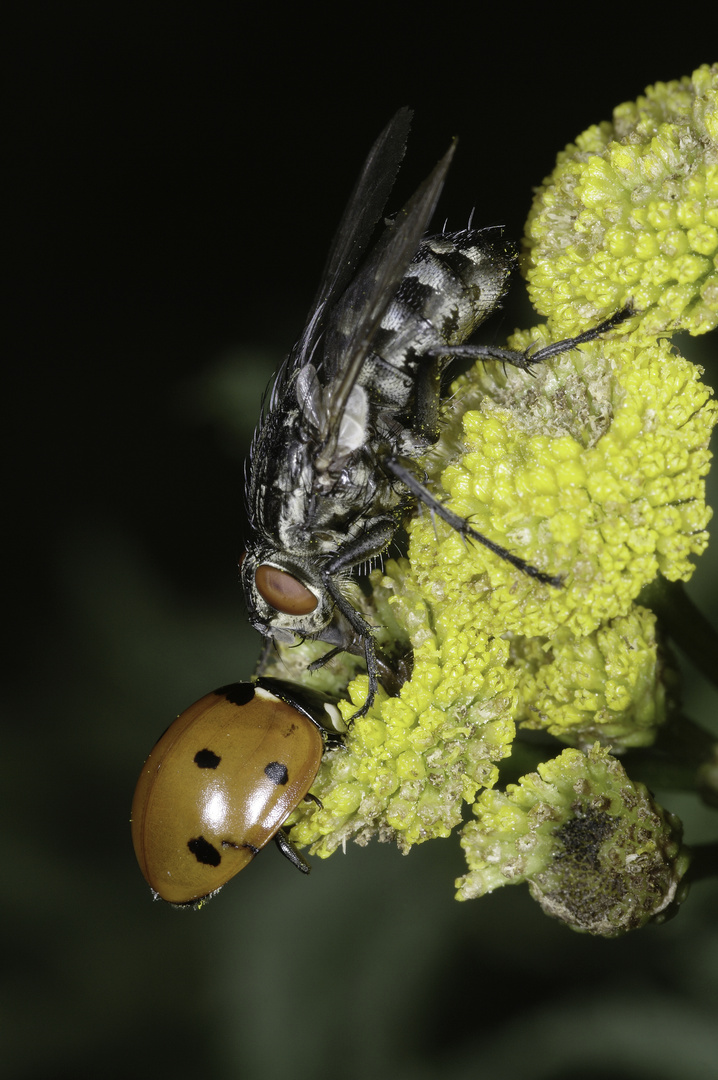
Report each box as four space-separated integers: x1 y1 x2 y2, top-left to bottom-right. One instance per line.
241 109 631 717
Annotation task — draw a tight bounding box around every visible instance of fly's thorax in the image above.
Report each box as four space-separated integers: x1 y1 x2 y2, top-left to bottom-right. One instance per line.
240 543 335 640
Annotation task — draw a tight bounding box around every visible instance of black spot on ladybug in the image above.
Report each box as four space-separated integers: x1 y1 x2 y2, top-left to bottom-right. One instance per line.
194 748 221 769
264 761 289 785
188 836 221 867
216 683 255 707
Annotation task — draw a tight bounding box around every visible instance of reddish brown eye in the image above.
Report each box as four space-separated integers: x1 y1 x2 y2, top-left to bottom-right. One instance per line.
255 564 318 615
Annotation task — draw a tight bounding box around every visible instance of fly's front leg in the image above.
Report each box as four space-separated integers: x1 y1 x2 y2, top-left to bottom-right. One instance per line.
318 516 398 720
306 644 346 670
384 457 563 587
320 571 380 721
308 625 412 701
254 635 279 678
426 305 634 371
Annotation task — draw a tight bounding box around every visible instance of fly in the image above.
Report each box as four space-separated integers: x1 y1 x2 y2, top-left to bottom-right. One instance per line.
241 109 631 718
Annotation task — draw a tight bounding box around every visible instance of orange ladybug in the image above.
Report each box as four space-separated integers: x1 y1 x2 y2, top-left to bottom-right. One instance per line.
131 678 343 905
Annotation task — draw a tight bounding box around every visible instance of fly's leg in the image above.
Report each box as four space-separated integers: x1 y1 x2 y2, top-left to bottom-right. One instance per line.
426 304 634 370
320 570 380 720
254 635 279 678
308 638 412 699
307 644 346 670
376 649 413 696
384 457 563 587
314 517 400 719
397 307 635 581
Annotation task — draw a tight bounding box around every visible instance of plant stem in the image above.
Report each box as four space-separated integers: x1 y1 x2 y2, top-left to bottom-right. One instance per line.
640 577 718 691
686 842 718 884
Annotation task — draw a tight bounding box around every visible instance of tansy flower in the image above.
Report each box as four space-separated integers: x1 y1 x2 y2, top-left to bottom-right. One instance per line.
524 64 718 337
264 67 718 933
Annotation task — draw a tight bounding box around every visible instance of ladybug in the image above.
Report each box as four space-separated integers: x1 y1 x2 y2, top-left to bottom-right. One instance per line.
131 678 344 905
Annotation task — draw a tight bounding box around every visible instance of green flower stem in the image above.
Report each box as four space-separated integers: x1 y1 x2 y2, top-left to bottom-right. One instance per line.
626 714 718 795
684 842 718 884
639 577 718 691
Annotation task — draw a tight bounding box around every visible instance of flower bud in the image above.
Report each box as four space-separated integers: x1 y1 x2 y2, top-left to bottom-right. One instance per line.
457 745 691 936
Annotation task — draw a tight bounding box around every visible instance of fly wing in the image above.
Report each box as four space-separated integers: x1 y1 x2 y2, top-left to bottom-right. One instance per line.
313 140 457 467
253 109 413 443
292 109 414 372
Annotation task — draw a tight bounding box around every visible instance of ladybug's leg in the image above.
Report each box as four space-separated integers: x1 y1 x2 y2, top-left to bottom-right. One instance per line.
273 829 311 874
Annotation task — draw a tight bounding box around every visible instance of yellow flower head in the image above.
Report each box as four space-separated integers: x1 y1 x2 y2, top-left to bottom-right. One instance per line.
525 64 718 337
512 605 677 753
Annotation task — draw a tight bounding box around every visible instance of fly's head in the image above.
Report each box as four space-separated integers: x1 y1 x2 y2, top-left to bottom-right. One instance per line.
240 540 335 643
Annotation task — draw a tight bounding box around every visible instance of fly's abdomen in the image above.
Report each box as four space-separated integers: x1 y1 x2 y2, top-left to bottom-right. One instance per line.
382 229 514 355
360 228 515 432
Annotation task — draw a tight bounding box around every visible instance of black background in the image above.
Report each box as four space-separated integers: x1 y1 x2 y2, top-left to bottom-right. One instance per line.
6 7 718 1080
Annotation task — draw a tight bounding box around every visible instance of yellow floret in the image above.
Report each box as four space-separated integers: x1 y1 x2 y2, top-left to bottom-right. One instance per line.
456 745 691 936
415 332 716 642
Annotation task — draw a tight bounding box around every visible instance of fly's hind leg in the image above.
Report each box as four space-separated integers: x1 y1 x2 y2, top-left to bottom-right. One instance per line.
426 304 634 371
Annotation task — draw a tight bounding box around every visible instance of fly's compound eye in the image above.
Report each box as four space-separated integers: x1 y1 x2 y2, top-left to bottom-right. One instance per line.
255 564 318 616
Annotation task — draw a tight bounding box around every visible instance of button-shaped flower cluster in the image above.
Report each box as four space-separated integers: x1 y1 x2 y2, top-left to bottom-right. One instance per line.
525 64 718 337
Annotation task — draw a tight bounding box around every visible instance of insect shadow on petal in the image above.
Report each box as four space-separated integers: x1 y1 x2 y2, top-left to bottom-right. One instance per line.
240 108 633 719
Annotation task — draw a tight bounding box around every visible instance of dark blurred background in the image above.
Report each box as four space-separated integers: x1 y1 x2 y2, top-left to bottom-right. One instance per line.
6 7 718 1079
